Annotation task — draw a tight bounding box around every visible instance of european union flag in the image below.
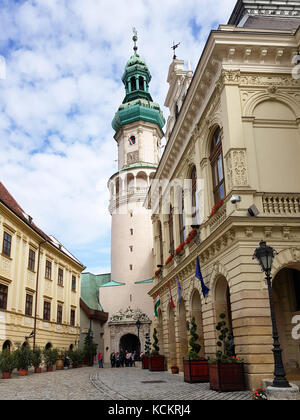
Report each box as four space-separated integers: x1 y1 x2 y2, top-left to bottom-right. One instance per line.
195 256 210 298
177 280 181 305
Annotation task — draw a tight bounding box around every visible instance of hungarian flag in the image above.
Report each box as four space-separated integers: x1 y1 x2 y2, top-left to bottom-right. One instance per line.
168 281 175 309
128 136 136 145
154 292 161 317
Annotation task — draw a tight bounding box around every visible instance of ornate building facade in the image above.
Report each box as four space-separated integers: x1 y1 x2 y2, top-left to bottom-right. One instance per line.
148 0 300 390
0 182 84 352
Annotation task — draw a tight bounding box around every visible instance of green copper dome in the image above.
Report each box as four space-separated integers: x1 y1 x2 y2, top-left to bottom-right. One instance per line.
112 30 165 134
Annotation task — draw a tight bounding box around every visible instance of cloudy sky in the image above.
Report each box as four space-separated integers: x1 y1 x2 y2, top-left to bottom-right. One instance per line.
0 0 237 274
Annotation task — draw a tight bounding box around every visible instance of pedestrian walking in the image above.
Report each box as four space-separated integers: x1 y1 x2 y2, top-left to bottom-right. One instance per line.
110 352 115 368
120 351 125 367
98 352 103 368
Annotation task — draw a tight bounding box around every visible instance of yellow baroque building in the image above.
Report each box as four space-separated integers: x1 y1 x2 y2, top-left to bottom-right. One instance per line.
0 182 85 352
148 0 300 390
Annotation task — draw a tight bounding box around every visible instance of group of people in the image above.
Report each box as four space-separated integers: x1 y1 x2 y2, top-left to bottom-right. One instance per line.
110 350 140 368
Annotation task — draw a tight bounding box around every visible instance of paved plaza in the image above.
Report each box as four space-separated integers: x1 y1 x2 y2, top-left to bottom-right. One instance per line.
0 364 252 400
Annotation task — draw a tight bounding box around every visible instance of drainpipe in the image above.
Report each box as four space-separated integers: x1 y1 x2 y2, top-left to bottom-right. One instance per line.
33 240 47 350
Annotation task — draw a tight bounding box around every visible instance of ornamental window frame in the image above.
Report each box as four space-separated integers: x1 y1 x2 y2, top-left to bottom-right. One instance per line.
0 284 8 310
28 248 36 271
2 231 12 258
209 127 226 206
25 293 33 316
43 300 51 321
58 267 64 286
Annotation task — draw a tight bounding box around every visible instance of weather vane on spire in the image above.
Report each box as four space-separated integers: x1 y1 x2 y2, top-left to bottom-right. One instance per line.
171 41 180 60
132 27 138 54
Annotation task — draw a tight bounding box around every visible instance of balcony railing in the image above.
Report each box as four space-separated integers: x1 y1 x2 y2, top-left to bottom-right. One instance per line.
262 194 300 215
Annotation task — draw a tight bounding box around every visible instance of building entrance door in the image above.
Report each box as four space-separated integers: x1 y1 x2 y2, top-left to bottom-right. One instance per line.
120 333 140 354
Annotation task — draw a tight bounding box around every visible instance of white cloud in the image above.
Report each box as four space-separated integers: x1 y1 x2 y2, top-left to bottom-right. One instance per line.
0 0 237 272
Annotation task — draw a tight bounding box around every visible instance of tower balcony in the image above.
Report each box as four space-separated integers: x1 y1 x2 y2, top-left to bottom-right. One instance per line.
109 186 150 215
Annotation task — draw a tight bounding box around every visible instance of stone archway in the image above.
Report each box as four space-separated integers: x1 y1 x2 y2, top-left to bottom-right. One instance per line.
214 276 233 330
178 300 188 367
191 289 205 358
2 340 12 352
214 275 234 354
120 333 140 354
168 306 176 367
273 266 300 377
157 308 164 355
45 342 52 350
108 307 151 356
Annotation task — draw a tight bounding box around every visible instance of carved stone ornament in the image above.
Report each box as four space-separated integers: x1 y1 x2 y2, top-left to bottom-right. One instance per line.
127 151 139 165
110 306 150 323
225 149 249 190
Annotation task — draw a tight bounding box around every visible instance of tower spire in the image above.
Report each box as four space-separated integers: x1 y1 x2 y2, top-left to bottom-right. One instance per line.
132 27 138 55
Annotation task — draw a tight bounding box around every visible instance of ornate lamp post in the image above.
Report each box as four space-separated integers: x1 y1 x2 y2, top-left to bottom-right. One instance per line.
253 240 291 388
136 318 142 360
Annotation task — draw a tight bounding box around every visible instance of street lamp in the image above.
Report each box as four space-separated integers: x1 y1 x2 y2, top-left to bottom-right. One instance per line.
253 240 291 388
136 318 142 360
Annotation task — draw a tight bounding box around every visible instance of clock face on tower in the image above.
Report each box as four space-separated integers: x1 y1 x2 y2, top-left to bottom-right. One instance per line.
128 135 136 146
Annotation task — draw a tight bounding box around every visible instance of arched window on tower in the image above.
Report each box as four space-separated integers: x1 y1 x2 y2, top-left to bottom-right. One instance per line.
210 127 225 205
139 76 144 91
131 76 137 91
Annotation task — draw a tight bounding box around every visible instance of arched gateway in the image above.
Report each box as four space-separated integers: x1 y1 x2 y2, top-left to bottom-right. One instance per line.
108 307 151 356
120 333 140 354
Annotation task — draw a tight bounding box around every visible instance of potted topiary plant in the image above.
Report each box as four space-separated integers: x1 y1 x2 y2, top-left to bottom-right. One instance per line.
149 328 165 371
77 349 85 368
43 348 59 372
68 348 81 368
55 350 64 370
83 328 97 366
32 347 42 373
0 349 15 379
14 346 32 376
208 313 245 391
142 332 151 369
183 317 209 383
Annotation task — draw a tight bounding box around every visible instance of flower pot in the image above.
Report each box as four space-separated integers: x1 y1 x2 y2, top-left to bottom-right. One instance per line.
46 366 53 372
208 362 245 392
171 366 179 374
149 355 165 372
18 369 28 376
183 359 209 383
2 372 11 379
142 356 149 369
56 359 64 370
34 367 42 374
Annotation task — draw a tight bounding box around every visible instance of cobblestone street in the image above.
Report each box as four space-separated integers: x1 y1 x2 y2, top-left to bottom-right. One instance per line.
0 365 251 400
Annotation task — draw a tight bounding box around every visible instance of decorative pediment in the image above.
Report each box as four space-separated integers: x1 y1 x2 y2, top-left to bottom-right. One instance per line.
110 306 151 324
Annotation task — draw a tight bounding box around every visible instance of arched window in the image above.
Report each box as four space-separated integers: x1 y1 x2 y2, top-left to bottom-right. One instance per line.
158 220 163 266
210 127 225 205
131 76 137 91
139 76 144 91
179 190 185 243
190 166 199 224
169 205 174 254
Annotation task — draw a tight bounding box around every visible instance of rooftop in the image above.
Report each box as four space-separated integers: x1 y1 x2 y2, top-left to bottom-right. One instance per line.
229 0 300 29
0 182 84 268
